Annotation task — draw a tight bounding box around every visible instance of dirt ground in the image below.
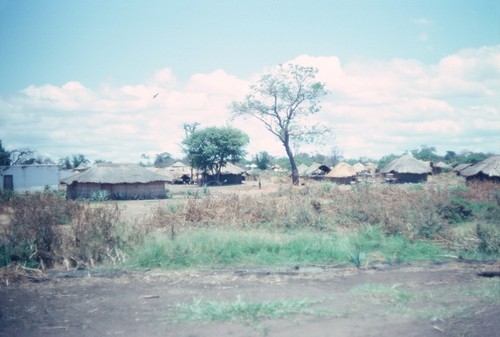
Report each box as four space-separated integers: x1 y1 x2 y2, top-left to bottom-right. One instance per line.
1 261 499 337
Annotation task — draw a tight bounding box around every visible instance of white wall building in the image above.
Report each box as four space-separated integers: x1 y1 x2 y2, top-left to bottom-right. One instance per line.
0 165 60 192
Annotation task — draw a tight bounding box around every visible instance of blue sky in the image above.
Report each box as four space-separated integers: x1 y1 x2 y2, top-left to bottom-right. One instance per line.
1 0 499 163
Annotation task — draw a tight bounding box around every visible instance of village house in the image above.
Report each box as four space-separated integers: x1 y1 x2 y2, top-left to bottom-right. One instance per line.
0 164 60 192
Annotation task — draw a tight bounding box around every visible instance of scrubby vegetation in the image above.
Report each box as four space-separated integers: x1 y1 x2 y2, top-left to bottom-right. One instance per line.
1 176 498 274
0 191 141 270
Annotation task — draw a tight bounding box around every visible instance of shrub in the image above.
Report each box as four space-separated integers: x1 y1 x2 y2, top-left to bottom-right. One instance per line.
90 190 110 202
2 192 83 268
0 192 133 269
476 223 499 255
438 197 474 224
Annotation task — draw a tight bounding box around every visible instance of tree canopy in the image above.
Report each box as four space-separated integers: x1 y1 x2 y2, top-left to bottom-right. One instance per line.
182 126 249 183
0 140 11 166
230 64 329 184
58 154 90 170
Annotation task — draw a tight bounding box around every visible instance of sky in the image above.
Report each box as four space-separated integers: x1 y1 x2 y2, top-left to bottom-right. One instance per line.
1 0 499 164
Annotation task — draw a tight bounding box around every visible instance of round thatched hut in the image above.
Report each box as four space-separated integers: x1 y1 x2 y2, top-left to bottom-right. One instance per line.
326 162 357 184
459 155 500 182
380 154 432 183
61 163 171 200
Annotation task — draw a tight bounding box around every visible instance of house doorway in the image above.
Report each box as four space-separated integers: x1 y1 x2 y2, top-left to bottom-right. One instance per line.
3 175 13 190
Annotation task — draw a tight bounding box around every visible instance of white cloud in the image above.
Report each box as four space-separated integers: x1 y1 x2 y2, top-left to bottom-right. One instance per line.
1 46 499 163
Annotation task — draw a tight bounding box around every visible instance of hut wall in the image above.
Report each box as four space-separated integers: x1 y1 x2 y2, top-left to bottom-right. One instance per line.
327 177 354 185
465 173 500 183
206 173 244 185
66 182 101 199
395 173 428 184
66 181 166 200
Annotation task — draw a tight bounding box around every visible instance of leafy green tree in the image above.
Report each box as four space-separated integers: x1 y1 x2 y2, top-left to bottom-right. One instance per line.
0 140 11 166
182 126 249 183
11 148 53 165
458 151 490 164
154 152 175 168
377 154 399 169
230 64 329 185
444 150 457 163
411 145 439 162
254 151 272 170
58 154 90 169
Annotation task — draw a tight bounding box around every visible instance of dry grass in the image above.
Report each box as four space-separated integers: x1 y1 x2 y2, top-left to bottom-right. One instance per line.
0 173 498 280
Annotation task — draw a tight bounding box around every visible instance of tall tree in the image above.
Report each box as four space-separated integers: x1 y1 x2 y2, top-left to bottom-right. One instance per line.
58 154 90 169
254 151 272 170
154 152 175 168
11 148 53 165
0 140 11 166
182 126 249 184
230 64 329 185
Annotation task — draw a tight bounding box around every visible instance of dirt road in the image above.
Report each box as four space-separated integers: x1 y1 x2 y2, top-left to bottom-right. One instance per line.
1 261 499 337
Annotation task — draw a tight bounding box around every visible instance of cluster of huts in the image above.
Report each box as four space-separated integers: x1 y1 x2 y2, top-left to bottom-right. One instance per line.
297 154 500 185
1 154 499 200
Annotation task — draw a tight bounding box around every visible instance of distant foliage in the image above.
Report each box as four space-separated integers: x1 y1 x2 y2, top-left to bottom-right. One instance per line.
0 140 11 166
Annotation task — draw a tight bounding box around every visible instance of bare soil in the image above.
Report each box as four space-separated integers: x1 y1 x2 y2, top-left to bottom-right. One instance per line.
1 261 499 337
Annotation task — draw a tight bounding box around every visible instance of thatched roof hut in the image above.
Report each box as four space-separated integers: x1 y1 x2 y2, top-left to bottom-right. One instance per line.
453 163 472 174
166 161 193 184
61 163 170 200
459 155 500 182
205 162 247 185
352 163 367 174
304 163 331 179
326 162 357 184
432 161 452 174
297 163 310 177
380 154 432 183
146 167 175 183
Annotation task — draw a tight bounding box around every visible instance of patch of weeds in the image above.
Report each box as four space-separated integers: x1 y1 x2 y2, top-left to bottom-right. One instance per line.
462 278 500 305
185 190 201 199
407 183 424 191
321 181 336 194
439 197 474 224
90 190 110 202
171 296 336 327
350 283 412 305
476 223 500 256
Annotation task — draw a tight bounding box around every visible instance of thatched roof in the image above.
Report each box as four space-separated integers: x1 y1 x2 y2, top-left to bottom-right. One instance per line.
170 161 188 168
297 163 309 176
459 155 500 178
61 163 171 184
146 167 175 182
326 162 357 178
304 162 320 175
380 154 432 174
453 163 472 173
352 163 366 173
434 162 451 169
166 162 192 179
218 162 246 175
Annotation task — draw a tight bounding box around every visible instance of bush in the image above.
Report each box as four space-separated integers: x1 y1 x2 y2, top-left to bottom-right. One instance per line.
2 192 82 268
439 198 474 224
476 223 499 255
0 192 133 269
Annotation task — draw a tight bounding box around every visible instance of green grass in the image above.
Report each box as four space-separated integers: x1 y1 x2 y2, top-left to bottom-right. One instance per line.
171 296 336 325
349 277 500 321
350 283 412 304
126 227 448 269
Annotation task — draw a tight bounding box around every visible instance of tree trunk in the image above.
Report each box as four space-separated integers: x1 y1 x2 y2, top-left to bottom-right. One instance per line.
283 137 299 185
